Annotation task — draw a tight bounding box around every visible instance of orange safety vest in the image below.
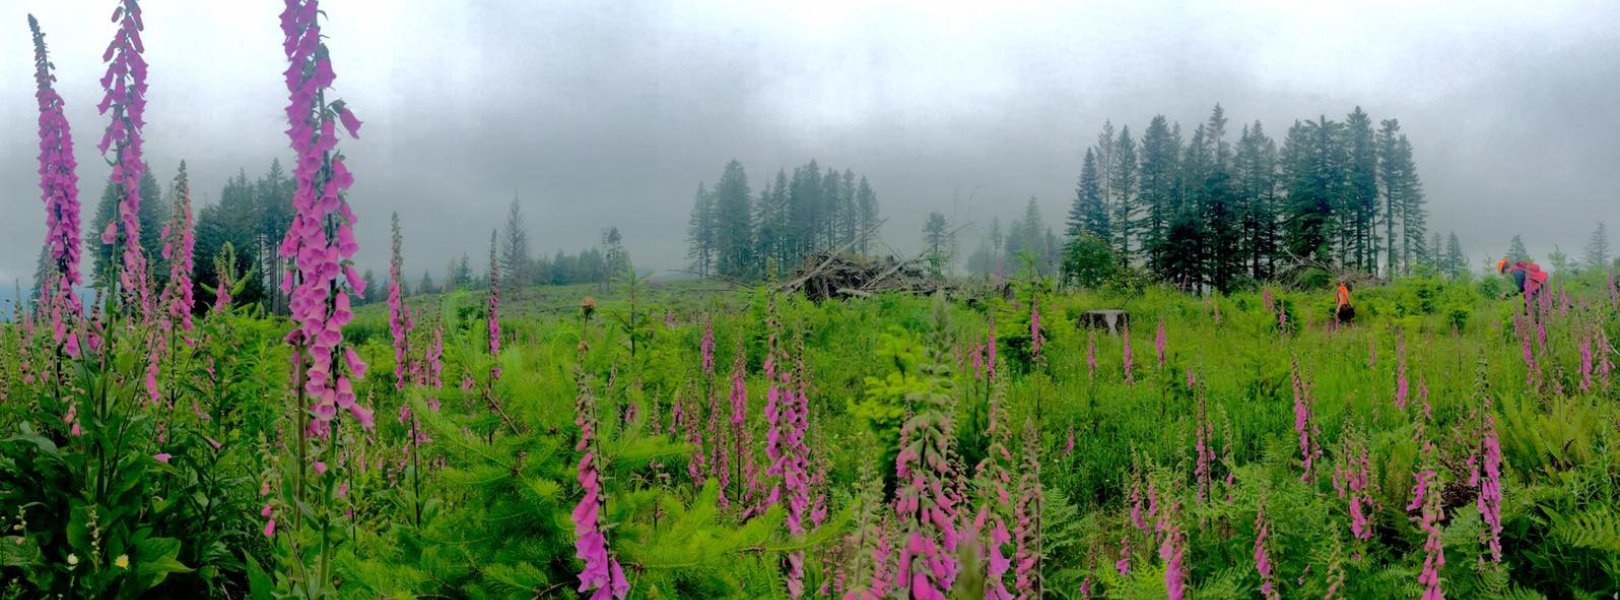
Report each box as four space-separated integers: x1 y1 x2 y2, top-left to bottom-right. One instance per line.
1335 284 1351 308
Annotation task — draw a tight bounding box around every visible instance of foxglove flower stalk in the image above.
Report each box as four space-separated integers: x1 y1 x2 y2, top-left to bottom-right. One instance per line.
1254 497 1279 600
30 15 84 352
159 163 195 333
1477 396 1504 564
1122 325 1134 384
279 0 372 434
1409 448 1445 600
893 346 960 599
98 0 154 318
1012 422 1042 598
1154 319 1167 368
1292 360 1321 481
425 326 445 389
1157 494 1187 600
1332 437 1375 541
572 362 630 599
388 213 413 391
972 386 1016 598
1115 537 1130 575
1194 393 1214 503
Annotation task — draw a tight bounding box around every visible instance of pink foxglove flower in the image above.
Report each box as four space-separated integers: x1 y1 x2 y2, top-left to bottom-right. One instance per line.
1157 494 1187 600
1292 360 1320 481
1154 319 1167 368
572 362 630 599
1477 399 1504 563
1254 497 1279 600
893 350 960 599
1115 537 1130 575
279 0 372 434
388 213 414 391
1333 437 1375 541
159 163 196 333
1012 422 1042 597
30 15 84 352
98 0 154 318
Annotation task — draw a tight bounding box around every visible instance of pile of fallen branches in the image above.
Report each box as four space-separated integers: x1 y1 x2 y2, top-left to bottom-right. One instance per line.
780 253 944 302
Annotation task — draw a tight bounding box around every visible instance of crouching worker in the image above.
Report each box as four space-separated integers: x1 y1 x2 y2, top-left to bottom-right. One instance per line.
1496 258 1548 311
1334 281 1355 325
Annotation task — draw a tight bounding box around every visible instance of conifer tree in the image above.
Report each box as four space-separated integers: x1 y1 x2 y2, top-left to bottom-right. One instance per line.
686 182 715 277
1068 148 1108 241
501 195 532 288
1108 126 1139 264
713 160 754 279
1585 222 1611 270
856 175 879 254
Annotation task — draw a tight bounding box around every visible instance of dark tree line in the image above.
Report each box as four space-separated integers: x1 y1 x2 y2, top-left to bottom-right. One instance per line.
687 159 881 280
1060 104 1433 292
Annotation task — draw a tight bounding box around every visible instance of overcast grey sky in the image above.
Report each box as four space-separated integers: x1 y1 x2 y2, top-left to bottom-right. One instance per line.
3 0 1617 285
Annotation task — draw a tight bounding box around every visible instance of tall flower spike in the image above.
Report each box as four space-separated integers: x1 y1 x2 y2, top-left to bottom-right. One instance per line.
893 335 960 599
388 213 413 391
1154 319 1167 368
572 354 630 599
1254 495 1280 600
30 14 84 353
1291 359 1320 481
98 0 153 318
159 162 196 333
1122 325 1134 384
279 0 372 434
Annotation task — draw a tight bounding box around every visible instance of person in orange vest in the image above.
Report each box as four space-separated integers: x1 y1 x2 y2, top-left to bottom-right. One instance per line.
1497 258 1548 309
1334 281 1355 324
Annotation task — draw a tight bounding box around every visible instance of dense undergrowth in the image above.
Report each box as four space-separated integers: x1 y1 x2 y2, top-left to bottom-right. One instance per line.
3 270 1617 598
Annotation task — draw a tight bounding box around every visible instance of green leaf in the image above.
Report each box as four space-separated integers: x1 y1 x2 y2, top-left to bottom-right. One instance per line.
133 536 192 590
245 554 274 600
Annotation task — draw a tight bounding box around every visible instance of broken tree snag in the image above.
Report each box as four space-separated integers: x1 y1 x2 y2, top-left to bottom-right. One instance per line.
1078 310 1130 335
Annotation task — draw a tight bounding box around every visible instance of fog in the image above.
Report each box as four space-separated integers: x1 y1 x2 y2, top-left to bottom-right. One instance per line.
3 0 1618 285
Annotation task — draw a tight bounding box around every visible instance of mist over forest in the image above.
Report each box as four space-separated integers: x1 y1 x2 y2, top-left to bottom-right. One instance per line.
4 0 1618 290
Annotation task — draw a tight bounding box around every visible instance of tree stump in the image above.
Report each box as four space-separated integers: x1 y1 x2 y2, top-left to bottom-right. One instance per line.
1078 310 1130 335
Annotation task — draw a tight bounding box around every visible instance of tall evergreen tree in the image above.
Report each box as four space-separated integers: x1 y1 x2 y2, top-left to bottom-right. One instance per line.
1377 119 1405 275
1443 232 1467 278
1506 235 1530 263
1235 122 1280 279
1585 222 1611 270
922 211 953 279
1108 126 1139 264
685 182 715 277
1281 117 1346 265
1392 134 1426 271
713 160 754 278
1067 148 1108 241
1345 107 1379 272
855 175 879 254
501 195 532 288
1094 121 1116 213
838 169 858 247
1138 117 1179 270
